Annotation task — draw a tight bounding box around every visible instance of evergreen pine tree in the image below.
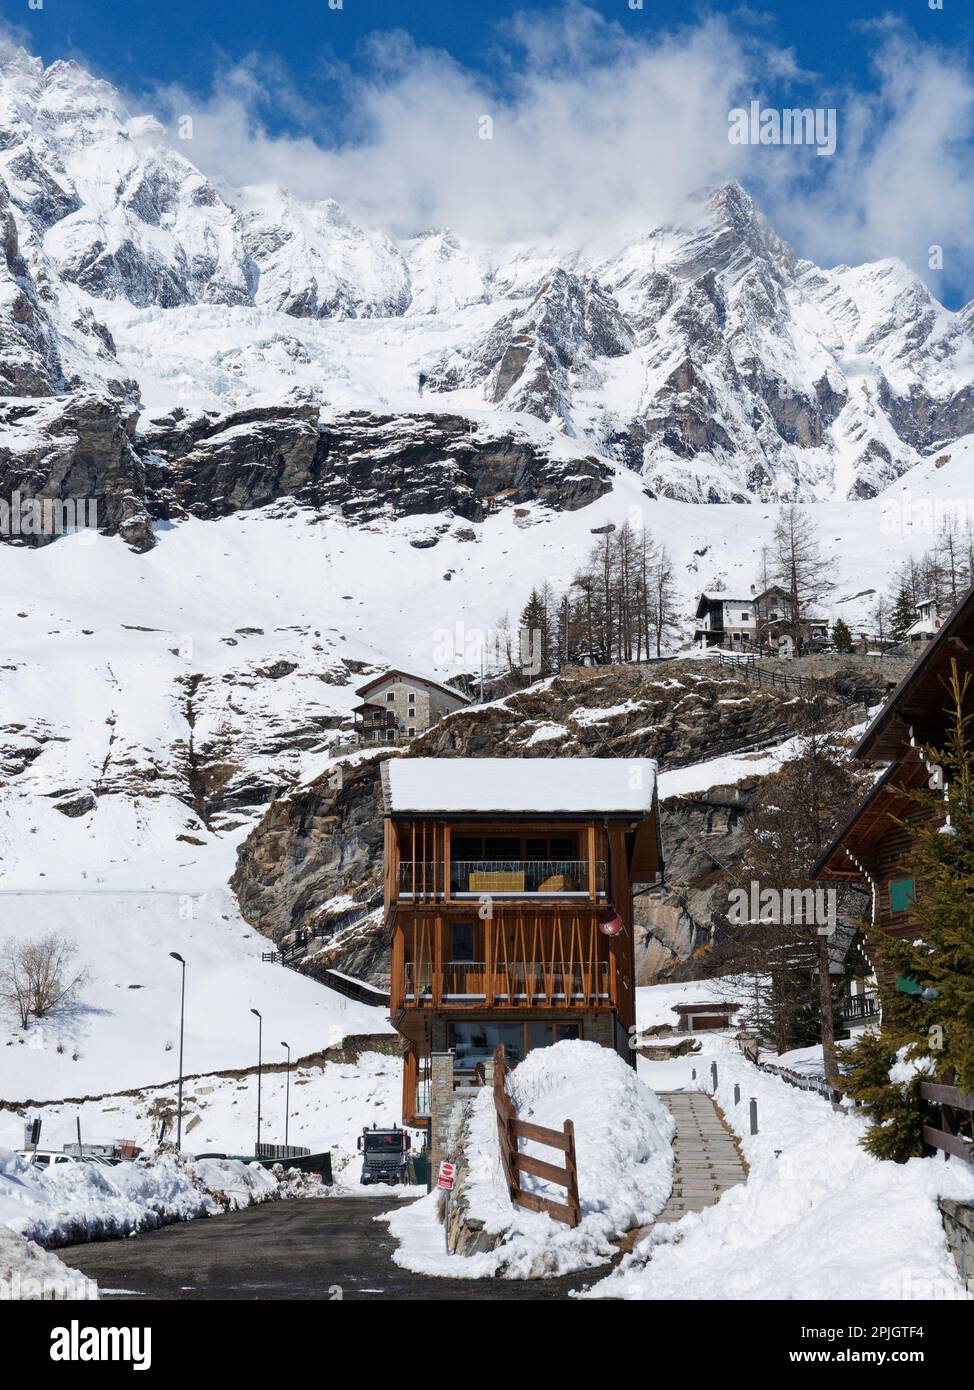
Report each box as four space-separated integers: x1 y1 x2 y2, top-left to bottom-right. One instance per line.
832 618 854 653
889 583 917 641
845 659 974 1158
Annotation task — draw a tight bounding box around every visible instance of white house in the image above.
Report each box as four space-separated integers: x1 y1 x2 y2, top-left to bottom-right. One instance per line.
906 598 943 653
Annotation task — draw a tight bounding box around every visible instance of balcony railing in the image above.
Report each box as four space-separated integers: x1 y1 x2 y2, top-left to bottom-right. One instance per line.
841 992 880 1023
402 959 611 1004
397 859 606 899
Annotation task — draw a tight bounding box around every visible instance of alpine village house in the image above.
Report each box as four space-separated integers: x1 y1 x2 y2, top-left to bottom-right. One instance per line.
352 670 470 745
812 581 974 999
382 757 663 1165
694 585 829 653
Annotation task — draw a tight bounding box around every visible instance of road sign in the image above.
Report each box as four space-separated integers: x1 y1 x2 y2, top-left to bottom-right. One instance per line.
437 1160 455 1191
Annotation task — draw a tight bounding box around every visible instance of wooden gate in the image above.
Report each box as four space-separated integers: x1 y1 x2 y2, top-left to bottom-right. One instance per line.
492 1045 581 1228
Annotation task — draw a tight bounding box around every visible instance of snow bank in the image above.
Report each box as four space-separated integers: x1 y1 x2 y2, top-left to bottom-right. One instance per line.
0 1146 293 1251
0 1226 95 1301
385 1040 674 1278
587 1044 974 1300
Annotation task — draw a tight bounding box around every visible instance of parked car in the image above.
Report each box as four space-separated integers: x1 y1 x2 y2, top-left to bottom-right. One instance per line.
16 1149 79 1168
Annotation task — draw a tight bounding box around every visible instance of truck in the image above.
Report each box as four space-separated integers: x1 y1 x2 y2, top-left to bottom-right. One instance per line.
357 1124 410 1186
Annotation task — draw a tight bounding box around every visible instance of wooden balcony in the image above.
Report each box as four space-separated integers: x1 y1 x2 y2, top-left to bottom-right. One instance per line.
390 909 623 1015
403 959 610 1004
396 859 607 901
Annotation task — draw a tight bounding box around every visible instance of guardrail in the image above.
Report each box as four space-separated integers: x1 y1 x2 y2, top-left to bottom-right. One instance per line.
492 1045 581 1227
737 1037 845 1105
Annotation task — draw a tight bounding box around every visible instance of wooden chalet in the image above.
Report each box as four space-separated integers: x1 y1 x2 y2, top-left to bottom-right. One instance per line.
381 757 663 1136
812 582 974 988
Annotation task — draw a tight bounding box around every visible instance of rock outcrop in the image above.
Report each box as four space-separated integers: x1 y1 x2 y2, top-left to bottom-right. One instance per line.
231 661 850 984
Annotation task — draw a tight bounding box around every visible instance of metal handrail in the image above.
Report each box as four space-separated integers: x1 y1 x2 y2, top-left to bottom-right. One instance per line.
396 859 606 896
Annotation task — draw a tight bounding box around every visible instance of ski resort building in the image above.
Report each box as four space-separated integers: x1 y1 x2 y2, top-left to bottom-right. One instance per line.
381 758 663 1158
351 670 470 745
812 584 973 989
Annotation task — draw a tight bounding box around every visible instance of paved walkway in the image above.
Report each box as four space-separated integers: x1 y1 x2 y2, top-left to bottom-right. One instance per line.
656 1091 748 1222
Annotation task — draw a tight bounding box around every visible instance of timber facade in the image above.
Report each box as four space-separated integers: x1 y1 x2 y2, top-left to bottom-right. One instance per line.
380 759 662 1137
813 582 974 988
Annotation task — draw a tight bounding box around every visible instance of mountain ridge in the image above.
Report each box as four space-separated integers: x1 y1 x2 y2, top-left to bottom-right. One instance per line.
0 39 972 528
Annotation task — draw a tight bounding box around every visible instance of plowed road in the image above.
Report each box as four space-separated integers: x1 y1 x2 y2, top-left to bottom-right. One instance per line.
55 1197 598 1300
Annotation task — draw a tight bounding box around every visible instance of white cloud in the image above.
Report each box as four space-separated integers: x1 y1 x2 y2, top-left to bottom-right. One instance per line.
11 5 974 299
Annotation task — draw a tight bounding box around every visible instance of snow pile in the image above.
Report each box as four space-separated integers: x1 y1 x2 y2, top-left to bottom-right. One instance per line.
0 1226 95 1301
0 1052 407 1193
385 1040 674 1278
0 1146 288 1251
588 1044 974 1301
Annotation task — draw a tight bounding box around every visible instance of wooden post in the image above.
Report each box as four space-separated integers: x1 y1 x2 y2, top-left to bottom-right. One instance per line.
443 823 451 904
586 823 597 901
563 1119 581 1227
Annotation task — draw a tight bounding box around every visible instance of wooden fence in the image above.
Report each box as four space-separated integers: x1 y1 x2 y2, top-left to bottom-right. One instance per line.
919 1081 974 1162
492 1045 581 1228
714 650 818 695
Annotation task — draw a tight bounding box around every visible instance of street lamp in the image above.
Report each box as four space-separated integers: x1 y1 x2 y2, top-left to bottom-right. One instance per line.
250 1008 262 1156
169 953 186 1151
280 1041 291 1149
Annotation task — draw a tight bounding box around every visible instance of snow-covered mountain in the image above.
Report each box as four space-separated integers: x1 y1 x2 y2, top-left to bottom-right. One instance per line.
0 41 972 517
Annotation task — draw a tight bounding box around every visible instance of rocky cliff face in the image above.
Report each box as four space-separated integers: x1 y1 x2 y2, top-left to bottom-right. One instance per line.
0 395 612 548
230 662 854 985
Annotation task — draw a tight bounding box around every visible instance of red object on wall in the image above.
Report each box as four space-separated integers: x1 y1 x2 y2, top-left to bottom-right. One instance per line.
598 911 623 936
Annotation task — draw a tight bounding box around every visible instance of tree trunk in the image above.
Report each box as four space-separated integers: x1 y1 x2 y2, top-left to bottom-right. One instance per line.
818 933 839 1087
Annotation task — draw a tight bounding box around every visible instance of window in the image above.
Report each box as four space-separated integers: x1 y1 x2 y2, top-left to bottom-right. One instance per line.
408 692 416 704
529 1022 581 1050
450 921 476 962
448 1022 524 1071
408 727 415 736
386 692 395 702
889 878 916 914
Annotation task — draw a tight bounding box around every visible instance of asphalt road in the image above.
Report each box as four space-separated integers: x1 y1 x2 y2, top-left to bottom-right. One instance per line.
54 1197 603 1301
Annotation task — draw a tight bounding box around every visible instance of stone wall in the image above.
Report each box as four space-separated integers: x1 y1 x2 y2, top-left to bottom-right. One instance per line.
941 1199 974 1292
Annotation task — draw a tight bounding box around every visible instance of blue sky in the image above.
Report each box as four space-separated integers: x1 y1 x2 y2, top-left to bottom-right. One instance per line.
6 1 974 305
13 1 969 118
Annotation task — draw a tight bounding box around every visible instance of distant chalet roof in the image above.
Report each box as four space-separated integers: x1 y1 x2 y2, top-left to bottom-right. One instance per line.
671 1001 741 1014
695 592 754 617
354 669 472 704
382 758 658 817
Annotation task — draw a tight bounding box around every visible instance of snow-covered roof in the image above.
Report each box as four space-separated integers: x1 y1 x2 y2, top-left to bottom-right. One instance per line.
383 758 657 815
698 591 753 604
355 669 471 703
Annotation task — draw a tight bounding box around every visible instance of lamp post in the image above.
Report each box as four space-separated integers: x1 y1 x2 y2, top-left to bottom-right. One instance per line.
281 1041 291 1150
169 953 186 1150
251 1008 262 1157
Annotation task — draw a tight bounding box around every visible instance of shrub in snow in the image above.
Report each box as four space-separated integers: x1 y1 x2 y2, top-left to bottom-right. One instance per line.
386 1039 674 1279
